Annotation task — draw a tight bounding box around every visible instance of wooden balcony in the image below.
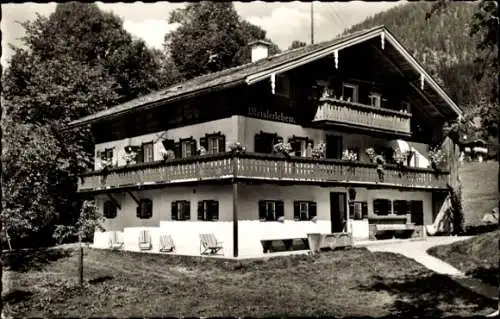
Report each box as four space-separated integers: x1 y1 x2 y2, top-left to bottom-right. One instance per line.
312 97 412 136
78 153 449 193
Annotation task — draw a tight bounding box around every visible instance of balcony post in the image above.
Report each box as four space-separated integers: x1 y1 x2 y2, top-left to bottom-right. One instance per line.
232 154 239 258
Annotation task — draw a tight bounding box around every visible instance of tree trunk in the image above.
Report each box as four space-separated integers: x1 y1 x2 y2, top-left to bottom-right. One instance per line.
78 232 84 288
441 136 463 234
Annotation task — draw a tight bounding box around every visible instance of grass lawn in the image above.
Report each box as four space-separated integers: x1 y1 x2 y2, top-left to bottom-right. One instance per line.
460 161 498 226
2 247 496 318
428 230 499 287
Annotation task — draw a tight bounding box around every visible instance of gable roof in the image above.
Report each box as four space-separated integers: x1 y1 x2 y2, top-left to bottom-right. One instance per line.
68 25 462 128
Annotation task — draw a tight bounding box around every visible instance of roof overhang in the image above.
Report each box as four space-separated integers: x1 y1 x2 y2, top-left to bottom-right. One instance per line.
245 27 463 119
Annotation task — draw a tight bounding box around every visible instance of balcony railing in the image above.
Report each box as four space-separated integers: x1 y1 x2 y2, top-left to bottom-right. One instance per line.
312 97 412 135
78 153 449 192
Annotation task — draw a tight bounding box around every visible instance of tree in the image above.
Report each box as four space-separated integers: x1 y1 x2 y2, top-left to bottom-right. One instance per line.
2 2 166 246
164 2 280 80
288 40 307 50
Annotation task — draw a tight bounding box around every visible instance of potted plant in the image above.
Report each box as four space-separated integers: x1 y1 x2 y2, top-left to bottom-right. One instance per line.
366 147 386 182
311 142 326 160
197 146 207 156
392 148 408 177
342 149 358 173
428 147 446 171
273 142 293 158
228 142 246 154
160 149 175 161
123 146 139 165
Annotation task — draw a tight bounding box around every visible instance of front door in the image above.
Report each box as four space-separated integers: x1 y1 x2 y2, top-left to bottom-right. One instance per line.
326 134 342 159
330 192 347 233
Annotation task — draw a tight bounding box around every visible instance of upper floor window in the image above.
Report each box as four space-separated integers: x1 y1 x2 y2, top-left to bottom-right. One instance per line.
103 200 117 219
197 200 219 221
141 142 154 163
342 83 358 102
200 132 226 154
171 200 190 221
276 74 290 97
293 201 317 221
136 199 152 219
258 200 284 221
368 93 382 107
97 148 114 162
373 199 391 216
174 138 197 159
255 132 282 154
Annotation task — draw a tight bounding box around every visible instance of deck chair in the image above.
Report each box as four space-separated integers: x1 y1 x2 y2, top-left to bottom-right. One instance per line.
199 233 223 255
108 231 124 249
138 230 152 251
159 234 175 253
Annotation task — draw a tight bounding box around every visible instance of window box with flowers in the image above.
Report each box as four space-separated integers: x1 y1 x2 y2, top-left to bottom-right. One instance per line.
273 142 293 158
366 147 386 182
392 148 411 176
228 141 246 154
123 145 140 165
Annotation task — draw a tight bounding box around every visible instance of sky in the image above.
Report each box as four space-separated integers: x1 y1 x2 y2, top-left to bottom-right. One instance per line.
1 1 404 67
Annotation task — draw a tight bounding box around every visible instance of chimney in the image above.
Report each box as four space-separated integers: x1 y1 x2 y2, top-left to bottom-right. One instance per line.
249 40 272 63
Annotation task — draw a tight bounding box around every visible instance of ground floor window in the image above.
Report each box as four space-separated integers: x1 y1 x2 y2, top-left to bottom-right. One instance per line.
171 200 190 220
103 200 117 219
136 199 152 219
393 200 411 215
373 199 391 216
349 201 368 220
197 200 219 221
259 200 284 221
293 201 317 221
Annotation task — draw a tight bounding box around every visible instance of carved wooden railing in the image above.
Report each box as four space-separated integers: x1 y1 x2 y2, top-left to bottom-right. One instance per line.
312 97 412 135
78 152 449 192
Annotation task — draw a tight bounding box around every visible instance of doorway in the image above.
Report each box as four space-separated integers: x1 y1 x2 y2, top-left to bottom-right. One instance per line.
330 192 347 233
326 135 342 159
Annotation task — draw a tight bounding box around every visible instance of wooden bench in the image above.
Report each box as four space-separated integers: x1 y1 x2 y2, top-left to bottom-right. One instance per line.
159 234 175 253
370 223 417 240
138 230 152 251
108 231 124 250
199 233 223 255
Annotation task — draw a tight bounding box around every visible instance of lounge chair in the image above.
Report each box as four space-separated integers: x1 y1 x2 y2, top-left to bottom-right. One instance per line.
199 233 223 255
108 231 124 249
159 234 175 253
138 230 152 251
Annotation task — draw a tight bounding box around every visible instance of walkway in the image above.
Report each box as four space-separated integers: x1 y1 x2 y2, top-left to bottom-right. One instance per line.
360 236 498 302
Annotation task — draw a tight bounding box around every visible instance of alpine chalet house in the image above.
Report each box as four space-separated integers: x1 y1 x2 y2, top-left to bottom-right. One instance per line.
68 26 462 258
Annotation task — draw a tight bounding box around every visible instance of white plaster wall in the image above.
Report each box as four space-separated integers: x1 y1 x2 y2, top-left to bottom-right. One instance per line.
94 116 239 169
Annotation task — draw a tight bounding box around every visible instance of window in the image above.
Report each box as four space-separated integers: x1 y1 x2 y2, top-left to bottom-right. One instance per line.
197 200 219 221
293 201 317 221
410 200 424 225
288 136 313 157
103 200 117 219
142 142 154 163
276 74 290 97
174 138 197 159
104 148 114 161
393 200 410 215
171 200 190 221
258 200 284 221
255 132 282 154
200 133 226 154
349 201 368 220
373 199 391 216
342 83 358 102
368 93 382 107
136 199 152 219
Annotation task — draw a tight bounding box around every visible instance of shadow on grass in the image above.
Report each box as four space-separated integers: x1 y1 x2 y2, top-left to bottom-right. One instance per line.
358 273 495 317
88 275 114 284
2 248 73 272
463 224 498 236
467 266 499 287
2 290 33 303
